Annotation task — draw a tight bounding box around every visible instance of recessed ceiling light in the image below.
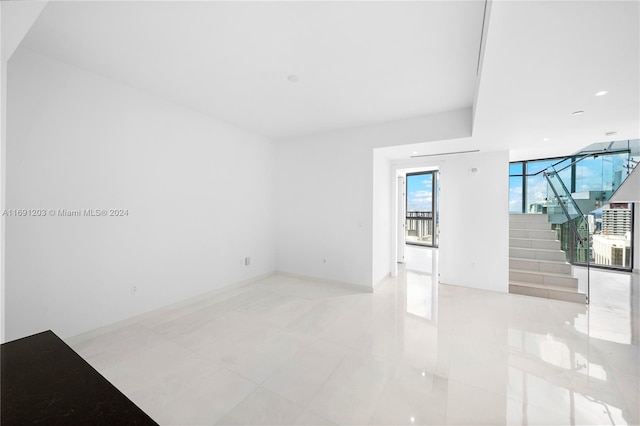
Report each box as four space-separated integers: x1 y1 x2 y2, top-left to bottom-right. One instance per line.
412 151 418 155
543 137 550 141
287 75 299 83
572 110 585 116
605 131 617 136
595 90 608 96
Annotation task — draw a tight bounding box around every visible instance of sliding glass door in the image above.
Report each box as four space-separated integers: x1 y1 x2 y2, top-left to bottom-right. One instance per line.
406 171 439 247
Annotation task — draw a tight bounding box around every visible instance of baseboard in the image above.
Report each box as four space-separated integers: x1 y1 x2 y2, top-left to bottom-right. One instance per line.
65 271 277 345
274 270 372 293
373 272 391 292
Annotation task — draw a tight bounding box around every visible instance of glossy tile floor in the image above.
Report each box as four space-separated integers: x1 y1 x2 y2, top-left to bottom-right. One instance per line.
67 246 639 425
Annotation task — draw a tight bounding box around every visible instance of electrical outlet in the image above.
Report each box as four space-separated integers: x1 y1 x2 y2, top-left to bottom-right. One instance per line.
245 257 250 266
131 284 137 294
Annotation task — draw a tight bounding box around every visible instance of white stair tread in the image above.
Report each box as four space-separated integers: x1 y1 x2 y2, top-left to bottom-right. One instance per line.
509 257 571 265
509 237 560 242
509 232 556 236
509 281 585 294
509 268 576 279
509 229 556 233
509 229 555 233
508 214 548 220
509 223 553 225
511 247 565 253
509 225 554 228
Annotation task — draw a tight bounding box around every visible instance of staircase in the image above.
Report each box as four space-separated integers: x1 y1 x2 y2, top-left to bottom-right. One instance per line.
509 214 586 304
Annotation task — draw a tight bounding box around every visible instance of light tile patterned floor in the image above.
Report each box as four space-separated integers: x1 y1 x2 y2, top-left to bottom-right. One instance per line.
66 247 639 425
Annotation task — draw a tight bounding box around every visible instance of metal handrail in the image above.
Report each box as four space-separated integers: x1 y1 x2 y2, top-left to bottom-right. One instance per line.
519 148 632 177
542 171 584 244
553 148 631 175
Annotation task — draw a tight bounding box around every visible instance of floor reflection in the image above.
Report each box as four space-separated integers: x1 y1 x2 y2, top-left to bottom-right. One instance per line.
399 245 639 425
575 266 638 345
404 245 438 321
65 246 638 425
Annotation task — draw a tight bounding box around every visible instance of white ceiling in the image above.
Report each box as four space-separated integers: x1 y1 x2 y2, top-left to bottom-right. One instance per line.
12 1 640 159
18 1 485 140
473 0 640 161
377 0 640 161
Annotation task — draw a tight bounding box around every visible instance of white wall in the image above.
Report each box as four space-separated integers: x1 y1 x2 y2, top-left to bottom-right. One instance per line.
0 0 49 344
0 1 48 63
5 48 276 340
276 108 472 289
437 151 509 292
372 150 392 287
275 135 373 288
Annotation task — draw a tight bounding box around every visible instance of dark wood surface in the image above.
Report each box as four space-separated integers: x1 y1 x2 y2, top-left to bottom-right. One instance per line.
1 330 158 425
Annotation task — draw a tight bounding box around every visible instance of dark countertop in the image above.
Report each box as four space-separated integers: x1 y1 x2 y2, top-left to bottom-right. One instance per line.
1 330 158 425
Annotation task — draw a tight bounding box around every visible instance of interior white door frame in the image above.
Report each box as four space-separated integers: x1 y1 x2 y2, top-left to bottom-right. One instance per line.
390 159 444 278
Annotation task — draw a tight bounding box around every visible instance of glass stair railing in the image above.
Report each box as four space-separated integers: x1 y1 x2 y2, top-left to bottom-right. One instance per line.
566 139 640 213
510 139 639 303
543 167 591 302
538 139 639 303
544 140 638 228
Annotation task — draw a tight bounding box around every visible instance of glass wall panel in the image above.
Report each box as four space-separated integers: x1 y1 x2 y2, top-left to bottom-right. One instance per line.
575 152 629 197
525 159 553 214
509 162 523 176
575 155 604 193
525 158 571 213
509 176 523 213
591 203 633 269
509 162 524 213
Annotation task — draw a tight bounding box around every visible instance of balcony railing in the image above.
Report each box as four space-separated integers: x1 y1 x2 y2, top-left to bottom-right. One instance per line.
406 211 436 246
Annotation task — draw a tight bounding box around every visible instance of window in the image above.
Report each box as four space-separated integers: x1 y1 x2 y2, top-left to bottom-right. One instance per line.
406 171 439 247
